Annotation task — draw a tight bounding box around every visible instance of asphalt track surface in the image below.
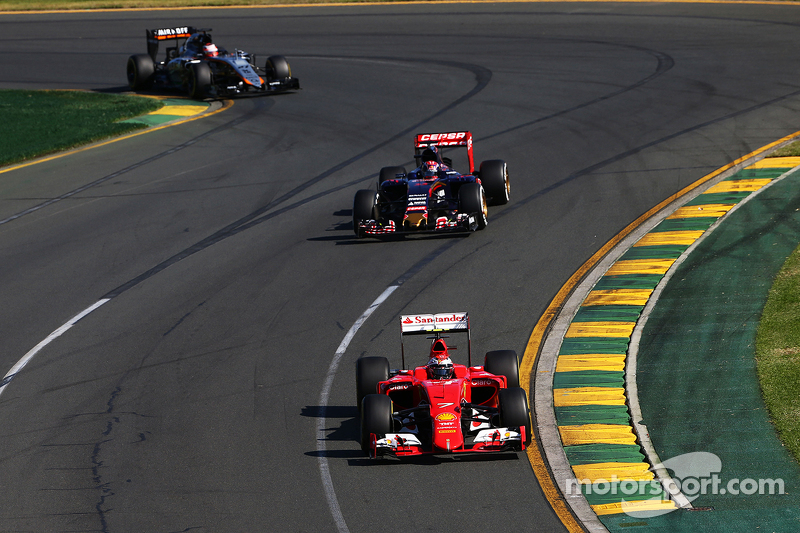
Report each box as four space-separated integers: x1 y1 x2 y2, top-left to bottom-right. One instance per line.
2 2 800 532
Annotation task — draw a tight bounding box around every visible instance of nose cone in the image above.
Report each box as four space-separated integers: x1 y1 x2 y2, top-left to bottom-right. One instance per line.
432 411 463 452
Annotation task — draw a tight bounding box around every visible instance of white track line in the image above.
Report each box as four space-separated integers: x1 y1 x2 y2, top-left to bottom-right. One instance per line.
317 285 399 533
0 299 109 396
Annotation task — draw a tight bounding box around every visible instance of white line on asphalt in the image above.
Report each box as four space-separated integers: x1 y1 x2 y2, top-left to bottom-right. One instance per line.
317 284 399 533
0 299 109 397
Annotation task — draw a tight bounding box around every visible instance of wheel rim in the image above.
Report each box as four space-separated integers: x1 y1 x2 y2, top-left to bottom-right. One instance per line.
503 165 510 200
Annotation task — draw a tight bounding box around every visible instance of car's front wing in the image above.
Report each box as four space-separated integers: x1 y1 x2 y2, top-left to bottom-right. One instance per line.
358 213 478 237
368 427 526 458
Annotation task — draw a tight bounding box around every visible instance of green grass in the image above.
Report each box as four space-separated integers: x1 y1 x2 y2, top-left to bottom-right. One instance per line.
0 90 162 167
756 245 800 461
770 140 800 157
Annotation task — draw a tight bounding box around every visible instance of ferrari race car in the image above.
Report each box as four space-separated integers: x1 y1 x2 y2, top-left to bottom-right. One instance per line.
126 26 300 100
355 312 532 459
352 131 510 238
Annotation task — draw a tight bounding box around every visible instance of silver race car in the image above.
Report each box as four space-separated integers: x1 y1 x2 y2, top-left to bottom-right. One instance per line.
126 26 299 100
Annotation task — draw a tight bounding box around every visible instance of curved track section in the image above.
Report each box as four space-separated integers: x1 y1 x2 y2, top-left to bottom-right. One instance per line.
1 3 800 532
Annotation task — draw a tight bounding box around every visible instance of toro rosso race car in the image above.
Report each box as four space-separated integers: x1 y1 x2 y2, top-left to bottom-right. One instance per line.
126 26 300 100
355 312 531 458
353 131 510 238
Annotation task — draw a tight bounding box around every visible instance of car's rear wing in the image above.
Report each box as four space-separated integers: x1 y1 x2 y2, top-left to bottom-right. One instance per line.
146 26 201 61
414 132 474 173
400 312 472 368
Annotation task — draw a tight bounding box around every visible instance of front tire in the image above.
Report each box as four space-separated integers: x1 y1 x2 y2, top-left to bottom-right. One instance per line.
126 54 155 90
353 190 378 237
265 55 291 81
485 350 520 389
458 182 488 230
479 159 510 206
188 62 211 100
361 394 393 454
356 356 389 410
498 387 531 446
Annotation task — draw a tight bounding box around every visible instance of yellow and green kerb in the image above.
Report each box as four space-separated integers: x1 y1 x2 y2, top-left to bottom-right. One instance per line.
553 156 800 519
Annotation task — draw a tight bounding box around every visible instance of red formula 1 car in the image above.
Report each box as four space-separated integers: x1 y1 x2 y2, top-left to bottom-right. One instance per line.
352 132 510 238
355 312 531 458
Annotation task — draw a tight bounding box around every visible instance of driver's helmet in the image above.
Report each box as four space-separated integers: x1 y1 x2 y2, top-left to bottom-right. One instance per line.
427 356 454 380
421 160 440 179
426 338 453 379
203 44 219 57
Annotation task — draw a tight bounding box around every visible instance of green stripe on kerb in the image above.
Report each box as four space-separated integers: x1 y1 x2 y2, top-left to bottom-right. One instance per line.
564 443 645 465
731 168 789 179
554 370 625 388
651 218 718 232
573 305 644 322
592 274 663 290
560 337 630 355
620 245 687 260
556 404 631 426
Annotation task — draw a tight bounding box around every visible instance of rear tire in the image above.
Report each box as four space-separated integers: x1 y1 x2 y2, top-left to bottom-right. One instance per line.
479 159 510 206
361 394 393 454
484 350 520 389
126 54 155 90
378 166 406 187
188 62 211 100
353 190 378 237
498 387 531 446
356 356 389 410
266 55 291 81
458 182 487 230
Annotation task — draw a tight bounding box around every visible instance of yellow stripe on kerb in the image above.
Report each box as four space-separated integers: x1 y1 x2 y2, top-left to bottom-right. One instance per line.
571 462 655 483
605 259 675 276
667 204 735 219
705 179 772 193
558 424 638 445
592 500 678 516
553 387 627 406
151 105 208 116
583 289 653 306
634 230 704 247
565 322 636 338
555 354 626 372
747 156 800 169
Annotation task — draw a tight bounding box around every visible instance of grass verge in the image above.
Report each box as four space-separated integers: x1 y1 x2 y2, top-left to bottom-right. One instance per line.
770 140 800 157
756 245 800 461
0 89 162 168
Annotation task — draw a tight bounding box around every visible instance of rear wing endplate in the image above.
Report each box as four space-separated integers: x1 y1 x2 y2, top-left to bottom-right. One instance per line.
414 132 474 173
400 312 471 368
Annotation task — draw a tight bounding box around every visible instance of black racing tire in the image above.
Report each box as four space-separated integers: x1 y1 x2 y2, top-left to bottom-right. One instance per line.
479 159 510 206
266 55 291 81
458 182 488 230
498 387 532 446
353 189 378 237
361 394 393 454
484 350 520 389
188 62 212 100
356 356 389 410
126 54 155 90
378 166 406 187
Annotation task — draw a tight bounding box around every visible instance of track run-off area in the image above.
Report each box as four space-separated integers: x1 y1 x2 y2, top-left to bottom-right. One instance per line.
2 2 800 532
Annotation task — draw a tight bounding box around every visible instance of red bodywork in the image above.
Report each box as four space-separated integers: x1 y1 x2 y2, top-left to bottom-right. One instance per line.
369 364 525 457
